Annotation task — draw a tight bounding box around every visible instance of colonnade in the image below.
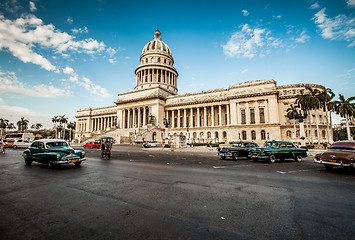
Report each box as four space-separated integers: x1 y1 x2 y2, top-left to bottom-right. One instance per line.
122 107 150 129
165 104 231 128
76 115 116 133
136 68 177 86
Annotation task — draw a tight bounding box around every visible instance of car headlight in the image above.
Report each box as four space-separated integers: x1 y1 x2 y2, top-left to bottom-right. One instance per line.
81 152 85 157
56 154 61 159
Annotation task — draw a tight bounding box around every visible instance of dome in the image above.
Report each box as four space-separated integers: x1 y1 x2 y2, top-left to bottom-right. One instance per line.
141 30 172 56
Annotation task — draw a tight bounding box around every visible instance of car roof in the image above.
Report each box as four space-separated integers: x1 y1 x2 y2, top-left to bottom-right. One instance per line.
332 141 355 146
33 139 68 143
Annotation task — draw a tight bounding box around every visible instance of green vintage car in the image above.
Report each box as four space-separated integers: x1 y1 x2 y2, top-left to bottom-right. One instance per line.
249 141 307 163
22 139 86 168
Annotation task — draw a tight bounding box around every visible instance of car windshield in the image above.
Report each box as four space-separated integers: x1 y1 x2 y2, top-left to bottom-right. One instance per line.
45 141 68 148
264 142 279 148
330 145 355 151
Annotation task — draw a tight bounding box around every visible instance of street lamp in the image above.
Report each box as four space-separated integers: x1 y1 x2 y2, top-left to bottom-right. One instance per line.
163 118 170 146
186 124 189 146
296 109 308 147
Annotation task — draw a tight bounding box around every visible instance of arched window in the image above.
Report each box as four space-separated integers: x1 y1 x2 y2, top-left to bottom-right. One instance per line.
152 132 156 141
207 132 211 138
251 130 256 140
222 131 227 139
200 132 204 138
242 131 247 140
164 59 167 64
322 130 326 138
215 132 219 139
286 130 292 137
158 57 161 62
145 58 148 63
193 132 197 138
315 130 318 137
261 130 266 140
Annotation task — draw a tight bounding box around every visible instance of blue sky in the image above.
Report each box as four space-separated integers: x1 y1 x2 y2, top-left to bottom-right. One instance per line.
0 0 354 128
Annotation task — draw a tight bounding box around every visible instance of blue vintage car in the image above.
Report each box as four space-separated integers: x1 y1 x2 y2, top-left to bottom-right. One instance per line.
22 139 86 168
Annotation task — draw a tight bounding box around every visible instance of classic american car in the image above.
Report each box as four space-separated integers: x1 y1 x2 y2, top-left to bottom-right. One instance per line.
217 141 259 160
249 141 308 163
22 139 86 168
314 141 355 170
83 141 100 149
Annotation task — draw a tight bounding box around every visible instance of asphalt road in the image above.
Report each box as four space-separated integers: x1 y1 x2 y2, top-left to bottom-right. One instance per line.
0 146 354 240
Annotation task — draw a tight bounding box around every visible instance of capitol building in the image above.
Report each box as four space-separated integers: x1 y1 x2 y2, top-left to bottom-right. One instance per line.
75 30 330 146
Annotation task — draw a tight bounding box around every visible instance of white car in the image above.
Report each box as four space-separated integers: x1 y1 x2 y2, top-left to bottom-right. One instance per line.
12 139 32 149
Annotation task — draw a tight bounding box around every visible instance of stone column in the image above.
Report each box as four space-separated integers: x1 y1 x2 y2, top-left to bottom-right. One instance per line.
127 109 131 128
138 107 141 128
177 109 181 128
190 108 193 127
226 104 230 125
218 105 222 126
211 106 215 126
204 107 207 126
172 110 175 128
132 108 136 128
255 101 260 124
184 109 187 128
197 108 200 127
265 100 269 123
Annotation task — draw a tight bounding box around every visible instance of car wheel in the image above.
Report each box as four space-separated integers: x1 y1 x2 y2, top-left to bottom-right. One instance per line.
24 158 32 166
220 156 226 160
295 155 302 162
269 154 276 163
13 145 17 149
74 162 81 167
324 164 334 171
47 161 53 168
90 146 93 149
232 152 238 161
83 146 86 148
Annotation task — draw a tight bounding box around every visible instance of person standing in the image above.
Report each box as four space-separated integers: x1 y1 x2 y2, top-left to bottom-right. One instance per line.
0 138 4 154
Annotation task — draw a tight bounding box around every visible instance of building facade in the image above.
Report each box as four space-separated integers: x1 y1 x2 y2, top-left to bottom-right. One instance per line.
75 30 330 146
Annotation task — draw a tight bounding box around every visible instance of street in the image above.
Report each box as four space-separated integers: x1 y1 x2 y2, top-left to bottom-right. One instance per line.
0 146 354 240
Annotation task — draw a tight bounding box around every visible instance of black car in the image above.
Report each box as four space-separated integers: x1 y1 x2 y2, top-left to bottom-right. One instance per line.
217 141 259 160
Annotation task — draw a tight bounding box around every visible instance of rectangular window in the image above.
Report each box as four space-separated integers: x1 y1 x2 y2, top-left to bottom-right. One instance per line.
250 109 255 124
259 108 265 123
241 109 246 124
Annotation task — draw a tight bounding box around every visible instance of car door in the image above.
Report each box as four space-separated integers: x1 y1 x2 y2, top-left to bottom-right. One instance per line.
30 142 46 162
278 143 288 159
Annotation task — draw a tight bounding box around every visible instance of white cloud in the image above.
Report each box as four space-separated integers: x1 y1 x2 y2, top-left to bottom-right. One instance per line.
242 10 249 16
0 69 70 98
0 14 107 71
62 68 111 98
241 68 248 74
310 2 320 9
312 8 355 47
222 24 283 59
292 30 310 43
29 1 36 12
71 27 88 34
66 17 73 24
347 0 355 7
108 58 116 63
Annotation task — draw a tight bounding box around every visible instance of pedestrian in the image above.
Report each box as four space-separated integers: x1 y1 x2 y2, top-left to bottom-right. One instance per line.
0 138 4 154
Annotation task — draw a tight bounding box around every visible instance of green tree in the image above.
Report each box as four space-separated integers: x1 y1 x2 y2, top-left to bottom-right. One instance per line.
7 122 15 132
286 104 299 142
52 115 59 138
59 115 68 139
295 89 310 143
67 122 76 141
332 94 355 140
0 118 9 138
17 117 29 133
318 87 335 143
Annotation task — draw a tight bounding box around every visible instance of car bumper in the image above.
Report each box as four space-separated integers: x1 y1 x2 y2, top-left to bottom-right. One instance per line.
218 152 232 157
314 159 355 168
249 154 269 159
53 157 86 165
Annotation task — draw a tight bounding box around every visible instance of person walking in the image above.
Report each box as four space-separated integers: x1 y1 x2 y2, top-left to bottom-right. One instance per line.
0 138 5 154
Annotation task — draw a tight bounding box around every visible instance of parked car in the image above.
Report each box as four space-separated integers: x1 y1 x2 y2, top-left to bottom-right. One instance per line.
12 139 32 149
22 139 86 168
4 139 14 147
314 141 355 170
143 141 158 148
217 141 259 160
249 141 308 163
83 141 100 149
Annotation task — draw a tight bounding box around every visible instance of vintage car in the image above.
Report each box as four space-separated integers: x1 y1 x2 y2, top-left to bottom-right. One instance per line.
217 141 259 160
143 141 158 148
22 139 86 168
12 139 32 149
83 141 100 149
314 141 355 170
249 141 308 163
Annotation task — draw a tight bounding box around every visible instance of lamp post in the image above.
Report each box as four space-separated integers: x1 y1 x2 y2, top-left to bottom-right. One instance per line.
163 118 170 146
297 109 308 147
186 124 189 146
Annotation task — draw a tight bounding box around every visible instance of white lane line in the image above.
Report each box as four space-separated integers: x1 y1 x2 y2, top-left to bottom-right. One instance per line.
277 169 311 174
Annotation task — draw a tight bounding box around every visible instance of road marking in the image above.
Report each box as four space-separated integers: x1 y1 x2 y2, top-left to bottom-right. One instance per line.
167 162 180 165
277 169 311 174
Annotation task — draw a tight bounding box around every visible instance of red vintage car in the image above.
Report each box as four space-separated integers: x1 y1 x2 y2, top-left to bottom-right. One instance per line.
83 141 100 149
314 141 355 170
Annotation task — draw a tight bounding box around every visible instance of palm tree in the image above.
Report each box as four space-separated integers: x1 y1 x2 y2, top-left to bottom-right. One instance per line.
59 115 68 139
17 117 29 133
295 89 310 144
332 94 355 140
306 86 322 144
7 123 15 132
286 104 299 142
52 116 59 138
67 122 76 141
0 118 9 138
318 87 335 144
35 123 42 130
